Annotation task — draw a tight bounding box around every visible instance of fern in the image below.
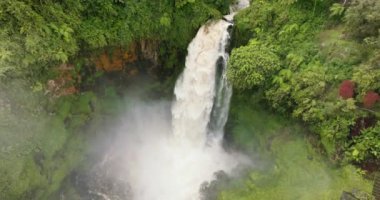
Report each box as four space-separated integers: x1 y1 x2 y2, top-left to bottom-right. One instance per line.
329 3 345 17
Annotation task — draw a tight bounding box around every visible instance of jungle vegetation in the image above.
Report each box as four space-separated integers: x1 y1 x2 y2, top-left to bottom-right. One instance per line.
228 0 380 166
0 1 232 199
0 0 379 199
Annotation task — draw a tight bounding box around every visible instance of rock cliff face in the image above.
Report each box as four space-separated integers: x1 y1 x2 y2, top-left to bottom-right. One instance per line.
94 40 159 74
139 39 159 65
46 39 161 98
46 64 79 98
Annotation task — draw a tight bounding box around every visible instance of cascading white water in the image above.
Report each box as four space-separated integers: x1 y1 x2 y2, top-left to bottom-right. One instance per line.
172 0 250 145
171 19 233 146
112 1 250 200
208 31 232 140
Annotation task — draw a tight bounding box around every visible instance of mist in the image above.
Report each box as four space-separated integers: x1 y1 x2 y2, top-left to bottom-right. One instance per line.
94 100 250 200
101 7 253 198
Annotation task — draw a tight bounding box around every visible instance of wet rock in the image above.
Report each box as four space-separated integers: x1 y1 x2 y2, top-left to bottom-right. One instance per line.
33 151 45 172
340 191 358 200
62 163 132 200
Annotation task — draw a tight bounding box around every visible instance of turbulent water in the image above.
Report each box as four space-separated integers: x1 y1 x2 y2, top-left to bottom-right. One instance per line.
97 1 251 200
172 0 249 146
172 19 233 146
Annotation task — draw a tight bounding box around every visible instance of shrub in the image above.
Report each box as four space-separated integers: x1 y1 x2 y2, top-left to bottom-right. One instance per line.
345 0 380 39
363 91 380 108
228 41 281 90
339 80 355 99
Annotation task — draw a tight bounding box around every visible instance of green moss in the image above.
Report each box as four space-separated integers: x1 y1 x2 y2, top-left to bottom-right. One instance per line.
8 158 48 199
0 84 98 199
72 92 96 115
39 118 68 158
228 94 287 153
40 134 85 199
56 97 73 119
221 95 373 200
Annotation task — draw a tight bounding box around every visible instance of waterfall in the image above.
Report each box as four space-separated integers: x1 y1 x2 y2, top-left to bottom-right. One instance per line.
171 19 233 146
208 33 232 139
172 0 250 145
113 1 250 200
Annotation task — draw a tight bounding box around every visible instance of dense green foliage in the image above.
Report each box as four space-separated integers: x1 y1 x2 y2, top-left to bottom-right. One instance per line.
201 95 374 199
0 79 93 199
228 0 380 165
0 0 379 199
0 75 156 199
344 0 380 40
0 0 232 77
228 41 280 89
0 0 233 199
